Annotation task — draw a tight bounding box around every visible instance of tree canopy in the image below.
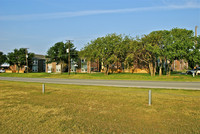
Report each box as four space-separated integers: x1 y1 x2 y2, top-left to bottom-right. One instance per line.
80 28 199 76
7 48 34 72
47 41 78 64
0 51 7 66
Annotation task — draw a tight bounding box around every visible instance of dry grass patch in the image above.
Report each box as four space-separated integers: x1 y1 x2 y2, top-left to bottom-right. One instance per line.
0 81 200 133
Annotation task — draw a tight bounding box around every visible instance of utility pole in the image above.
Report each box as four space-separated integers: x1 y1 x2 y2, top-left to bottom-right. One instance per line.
195 26 198 46
66 40 73 75
25 48 29 73
195 26 198 37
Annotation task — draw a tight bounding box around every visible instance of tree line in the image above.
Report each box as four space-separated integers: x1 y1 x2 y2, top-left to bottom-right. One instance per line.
79 28 200 75
0 28 199 75
0 48 34 73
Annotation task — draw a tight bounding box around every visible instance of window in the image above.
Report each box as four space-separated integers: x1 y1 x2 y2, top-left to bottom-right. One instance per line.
33 60 38 65
81 59 86 63
32 66 38 72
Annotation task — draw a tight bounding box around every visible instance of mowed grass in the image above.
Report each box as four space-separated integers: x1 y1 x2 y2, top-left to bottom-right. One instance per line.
0 81 200 133
1 72 200 82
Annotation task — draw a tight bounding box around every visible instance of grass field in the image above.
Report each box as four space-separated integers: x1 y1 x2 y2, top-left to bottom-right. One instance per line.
0 81 200 133
1 72 200 82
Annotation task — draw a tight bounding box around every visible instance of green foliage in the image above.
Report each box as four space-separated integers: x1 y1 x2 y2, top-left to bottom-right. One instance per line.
187 35 200 68
165 28 194 63
81 33 134 74
47 42 78 64
7 48 34 71
0 51 7 65
80 28 198 76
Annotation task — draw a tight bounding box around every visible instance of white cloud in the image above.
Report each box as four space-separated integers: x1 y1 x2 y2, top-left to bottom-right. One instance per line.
0 2 199 21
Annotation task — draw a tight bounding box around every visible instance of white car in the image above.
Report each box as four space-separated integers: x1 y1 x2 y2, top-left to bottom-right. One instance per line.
196 67 200 75
0 69 5 73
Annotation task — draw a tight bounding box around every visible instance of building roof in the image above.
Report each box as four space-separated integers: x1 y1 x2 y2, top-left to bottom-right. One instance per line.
0 63 10 67
34 54 46 60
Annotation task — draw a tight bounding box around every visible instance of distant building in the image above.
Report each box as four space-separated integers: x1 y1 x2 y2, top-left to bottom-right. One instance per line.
32 54 46 72
171 60 188 71
46 62 67 73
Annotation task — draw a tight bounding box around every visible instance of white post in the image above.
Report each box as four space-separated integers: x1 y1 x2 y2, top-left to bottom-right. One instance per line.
149 90 152 106
42 84 45 94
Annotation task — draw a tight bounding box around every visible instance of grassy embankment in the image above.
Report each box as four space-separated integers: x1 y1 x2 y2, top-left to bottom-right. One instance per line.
0 80 200 133
0 72 200 81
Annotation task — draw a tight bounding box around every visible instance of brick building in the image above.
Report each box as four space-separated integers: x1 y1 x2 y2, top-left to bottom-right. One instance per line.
171 60 188 71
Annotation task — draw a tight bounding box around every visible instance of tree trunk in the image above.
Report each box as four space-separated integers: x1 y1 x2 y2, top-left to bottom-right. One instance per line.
60 63 62 74
17 64 20 73
165 58 168 75
122 62 125 73
153 62 156 76
159 58 162 76
87 60 91 73
149 62 153 76
105 64 109 75
128 63 130 73
168 63 172 76
159 66 162 76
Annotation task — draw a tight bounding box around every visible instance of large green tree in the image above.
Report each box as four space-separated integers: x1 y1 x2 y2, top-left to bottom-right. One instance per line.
0 51 7 66
125 39 142 73
139 28 194 76
187 35 200 68
46 41 78 72
142 30 170 76
164 28 194 75
7 48 34 73
140 32 162 76
80 33 123 75
114 35 132 72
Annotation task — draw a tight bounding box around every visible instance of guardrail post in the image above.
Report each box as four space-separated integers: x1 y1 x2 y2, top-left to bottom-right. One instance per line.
149 90 152 106
42 84 45 94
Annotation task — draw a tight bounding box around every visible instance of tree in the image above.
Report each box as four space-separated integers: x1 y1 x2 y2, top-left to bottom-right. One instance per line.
7 48 34 73
125 39 141 73
0 51 7 66
46 41 78 72
187 35 200 68
79 42 98 73
140 32 162 76
114 35 132 72
81 33 123 75
164 28 194 75
140 28 194 76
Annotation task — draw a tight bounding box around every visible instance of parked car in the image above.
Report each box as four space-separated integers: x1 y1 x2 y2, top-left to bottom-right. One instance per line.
196 67 200 75
0 69 5 73
186 67 200 75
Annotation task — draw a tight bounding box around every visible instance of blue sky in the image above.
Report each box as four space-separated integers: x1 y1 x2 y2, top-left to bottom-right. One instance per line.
0 0 200 55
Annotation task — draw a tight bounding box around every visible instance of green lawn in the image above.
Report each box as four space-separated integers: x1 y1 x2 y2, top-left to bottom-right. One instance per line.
0 72 200 82
0 81 200 133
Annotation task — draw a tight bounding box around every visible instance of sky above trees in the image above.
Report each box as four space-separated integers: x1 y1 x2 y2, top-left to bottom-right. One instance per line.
0 0 199 54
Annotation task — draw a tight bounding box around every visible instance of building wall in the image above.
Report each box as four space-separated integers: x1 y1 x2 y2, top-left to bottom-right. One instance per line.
32 58 46 72
9 64 25 73
46 62 57 73
46 62 67 73
172 60 188 71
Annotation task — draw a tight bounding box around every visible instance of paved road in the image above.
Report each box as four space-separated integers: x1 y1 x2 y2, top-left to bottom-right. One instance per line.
0 77 200 90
